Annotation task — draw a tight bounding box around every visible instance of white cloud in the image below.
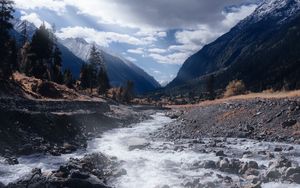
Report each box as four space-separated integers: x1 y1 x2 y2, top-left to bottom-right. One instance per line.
125 56 137 62
20 12 51 28
127 48 144 55
175 26 222 47
148 48 167 54
56 26 147 47
15 0 66 13
149 52 190 65
163 4 257 64
222 4 257 28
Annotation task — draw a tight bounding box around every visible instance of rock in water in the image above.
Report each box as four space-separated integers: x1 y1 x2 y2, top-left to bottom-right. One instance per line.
216 150 227 157
282 119 297 128
290 173 300 184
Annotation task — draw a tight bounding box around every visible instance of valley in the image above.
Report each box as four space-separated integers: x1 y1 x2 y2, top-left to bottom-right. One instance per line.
1 0 300 188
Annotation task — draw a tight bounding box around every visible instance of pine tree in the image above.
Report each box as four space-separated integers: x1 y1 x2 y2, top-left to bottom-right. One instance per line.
80 64 90 89
63 69 73 88
97 67 110 95
0 0 14 79
88 44 102 89
52 46 63 83
30 24 53 80
88 44 103 68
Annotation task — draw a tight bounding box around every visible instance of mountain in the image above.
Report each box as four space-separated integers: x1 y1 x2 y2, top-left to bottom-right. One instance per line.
167 0 300 94
12 20 160 94
60 38 160 94
12 20 86 78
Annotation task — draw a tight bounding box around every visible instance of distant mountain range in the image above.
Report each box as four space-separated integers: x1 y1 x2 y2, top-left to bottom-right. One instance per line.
166 0 300 95
60 38 160 94
12 20 160 94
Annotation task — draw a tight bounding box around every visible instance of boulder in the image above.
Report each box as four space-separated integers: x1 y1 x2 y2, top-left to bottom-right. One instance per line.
248 161 259 169
219 158 230 171
216 150 227 157
289 173 300 184
239 163 248 175
274 147 283 152
245 169 260 176
275 156 292 168
266 169 281 180
285 167 300 178
5 157 19 165
203 160 216 169
70 170 90 179
282 119 297 128
63 178 109 188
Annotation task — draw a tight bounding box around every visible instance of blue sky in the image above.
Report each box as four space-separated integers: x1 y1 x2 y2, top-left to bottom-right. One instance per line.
14 0 260 85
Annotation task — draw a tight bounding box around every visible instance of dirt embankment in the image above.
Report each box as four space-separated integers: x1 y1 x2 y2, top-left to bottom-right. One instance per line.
0 99 156 163
162 95 300 143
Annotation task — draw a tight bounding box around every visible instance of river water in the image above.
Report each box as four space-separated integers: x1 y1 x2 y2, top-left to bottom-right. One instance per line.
0 113 300 188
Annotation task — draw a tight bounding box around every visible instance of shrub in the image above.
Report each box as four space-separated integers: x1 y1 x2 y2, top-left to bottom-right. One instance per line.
224 80 246 98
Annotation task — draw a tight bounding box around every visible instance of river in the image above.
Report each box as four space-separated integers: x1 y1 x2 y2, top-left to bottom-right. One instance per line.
0 113 300 188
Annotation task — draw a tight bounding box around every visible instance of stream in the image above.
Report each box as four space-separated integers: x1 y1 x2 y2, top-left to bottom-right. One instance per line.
1 113 300 188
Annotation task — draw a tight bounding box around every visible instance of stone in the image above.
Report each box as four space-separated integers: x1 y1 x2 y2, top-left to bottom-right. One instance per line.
282 119 297 128
216 150 227 157
63 143 77 152
290 173 300 184
248 161 259 169
275 156 292 168
223 176 233 183
287 146 294 151
245 169 260 176
274 147 283 152
285 167 300 177
229 159 242 174
266 169 281 180
239 163 248 174
219 158 230 171
5 157 19 165
70 170 90 179
63 178 109 188
203 160 216 169
31 168 42 175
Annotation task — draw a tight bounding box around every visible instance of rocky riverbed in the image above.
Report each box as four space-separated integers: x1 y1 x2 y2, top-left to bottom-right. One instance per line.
1 97 300 188
162 97 300 143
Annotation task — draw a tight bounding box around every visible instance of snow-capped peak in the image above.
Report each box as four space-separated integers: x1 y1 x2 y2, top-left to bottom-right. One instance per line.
249 0 300 22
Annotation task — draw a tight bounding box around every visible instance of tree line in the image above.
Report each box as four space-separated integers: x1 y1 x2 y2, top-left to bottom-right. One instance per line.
0 0 110 95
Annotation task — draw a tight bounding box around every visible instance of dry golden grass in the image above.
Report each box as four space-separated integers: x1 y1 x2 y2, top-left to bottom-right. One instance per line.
223 80 246 98
167 90 300 109
12 72 105 101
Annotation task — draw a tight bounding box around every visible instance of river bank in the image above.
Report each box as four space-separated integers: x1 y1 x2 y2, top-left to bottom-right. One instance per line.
0 97 157 172
161 96 300 143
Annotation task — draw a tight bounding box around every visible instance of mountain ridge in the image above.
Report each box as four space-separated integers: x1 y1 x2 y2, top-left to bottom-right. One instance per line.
60 37 160 93
166 0 300 95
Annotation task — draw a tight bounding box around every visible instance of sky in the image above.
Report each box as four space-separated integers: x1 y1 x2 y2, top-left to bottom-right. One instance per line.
14 0 261 85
